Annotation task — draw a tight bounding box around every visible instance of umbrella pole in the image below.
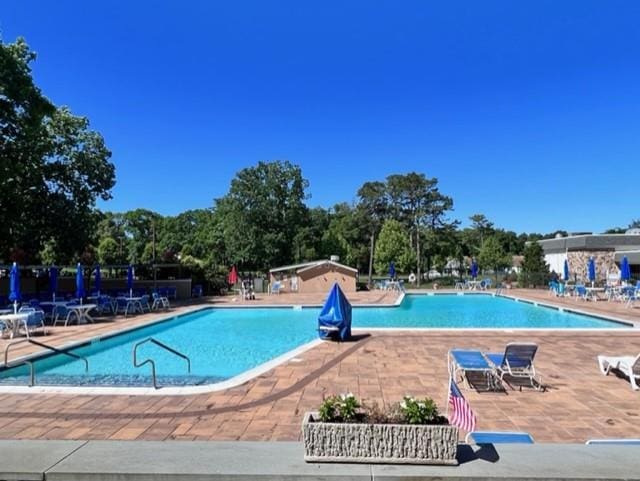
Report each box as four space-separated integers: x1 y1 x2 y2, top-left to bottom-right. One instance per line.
13 300 17 315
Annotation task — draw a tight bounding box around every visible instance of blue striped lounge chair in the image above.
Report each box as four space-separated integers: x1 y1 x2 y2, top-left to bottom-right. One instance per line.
484 343 541 390
466 431 534 444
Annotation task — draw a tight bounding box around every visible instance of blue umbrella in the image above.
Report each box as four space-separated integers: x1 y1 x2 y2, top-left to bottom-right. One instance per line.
620 256 631 282
8 262 21 313
127 265 134 297
388 262 396 280
563 259 570 282
75 263 86 301
49 266 59 301
470 259 479 279
587 257 596 285
94 264 102 295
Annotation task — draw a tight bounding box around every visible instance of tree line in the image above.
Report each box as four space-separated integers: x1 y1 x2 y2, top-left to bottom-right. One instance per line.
2 37 637 290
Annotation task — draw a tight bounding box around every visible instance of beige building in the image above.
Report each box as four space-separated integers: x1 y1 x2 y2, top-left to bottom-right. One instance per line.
269 260 358 294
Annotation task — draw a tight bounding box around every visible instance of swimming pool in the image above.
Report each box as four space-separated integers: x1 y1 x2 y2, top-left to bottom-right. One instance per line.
0 294 628 388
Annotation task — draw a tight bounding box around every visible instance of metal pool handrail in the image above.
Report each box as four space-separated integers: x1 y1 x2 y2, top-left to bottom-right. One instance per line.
3 338 89 386
132 337 191 389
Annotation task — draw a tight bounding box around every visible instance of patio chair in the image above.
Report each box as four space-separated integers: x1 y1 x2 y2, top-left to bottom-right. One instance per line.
270 281 282 295
597 354 640 390
17 306 47 338
192 284 203 297
449 349 501 391
152 292 170 310
574 284 589 301
586 439 640 445
466 431 534 444
480 278 492 290
95 295 114 315
484 343 541 390
138 294 151 313
52 305 79 327
115 297 137 317
626 285 640 308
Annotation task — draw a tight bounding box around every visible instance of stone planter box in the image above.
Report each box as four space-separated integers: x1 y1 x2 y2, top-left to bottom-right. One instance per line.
302 412 458 465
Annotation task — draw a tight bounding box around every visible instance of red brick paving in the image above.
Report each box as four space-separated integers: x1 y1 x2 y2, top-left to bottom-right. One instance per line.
0 289 639 443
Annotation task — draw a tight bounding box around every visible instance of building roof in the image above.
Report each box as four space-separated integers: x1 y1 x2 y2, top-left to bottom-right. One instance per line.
537 234 640 254
269 260 358 274
615 250 640 265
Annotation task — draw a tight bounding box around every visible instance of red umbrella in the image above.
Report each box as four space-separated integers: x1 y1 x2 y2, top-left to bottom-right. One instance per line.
228 265 238 285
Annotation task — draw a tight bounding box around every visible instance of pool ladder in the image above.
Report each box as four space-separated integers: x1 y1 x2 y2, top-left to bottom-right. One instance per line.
133 337 191 389
3 339 89 387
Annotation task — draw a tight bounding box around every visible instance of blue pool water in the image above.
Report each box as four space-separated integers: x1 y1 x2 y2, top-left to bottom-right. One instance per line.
0 294 624 387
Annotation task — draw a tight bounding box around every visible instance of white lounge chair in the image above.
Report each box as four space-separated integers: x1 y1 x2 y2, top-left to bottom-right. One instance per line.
598 354 640 390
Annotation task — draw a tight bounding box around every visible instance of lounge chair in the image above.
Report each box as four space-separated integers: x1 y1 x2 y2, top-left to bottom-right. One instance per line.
598 354 640 390
449 349 501 391
484 343 541 390
586 439 640 445
466 431 534 444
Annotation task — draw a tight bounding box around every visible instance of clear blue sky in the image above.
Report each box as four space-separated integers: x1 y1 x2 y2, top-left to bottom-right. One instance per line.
3 1 639 233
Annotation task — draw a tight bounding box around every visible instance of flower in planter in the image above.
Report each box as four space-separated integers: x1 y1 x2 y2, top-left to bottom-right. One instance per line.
399 396 442 424
318 393 361 422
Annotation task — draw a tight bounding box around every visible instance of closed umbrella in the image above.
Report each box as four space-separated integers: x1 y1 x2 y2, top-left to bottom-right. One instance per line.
389 262 396 280
587 257 596 286
75 263 86 302
94 264 102 295
8 262 21 314
127 265 134 298
620 256 631 282
470 260 479 279
563 259 570 282
228 265 238 285
49 266 59 301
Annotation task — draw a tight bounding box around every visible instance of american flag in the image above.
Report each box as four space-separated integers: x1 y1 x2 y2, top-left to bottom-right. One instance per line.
448 378 477 432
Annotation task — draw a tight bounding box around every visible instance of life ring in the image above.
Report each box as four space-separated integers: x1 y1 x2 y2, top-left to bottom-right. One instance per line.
408 273 417 283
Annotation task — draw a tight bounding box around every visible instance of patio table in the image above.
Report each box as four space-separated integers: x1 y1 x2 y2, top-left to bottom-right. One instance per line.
467 280 482 290
67 304 97 324
585 287 605 302
0 313 31 338
116 297 143 315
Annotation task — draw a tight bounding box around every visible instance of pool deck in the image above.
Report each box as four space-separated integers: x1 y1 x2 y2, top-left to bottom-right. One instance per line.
0 288 639 443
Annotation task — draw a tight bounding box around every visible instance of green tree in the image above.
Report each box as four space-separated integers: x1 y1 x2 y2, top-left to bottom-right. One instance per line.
386 173 452 284
97 237 122 265
477 236 510 282
374 219 415 275
356 181 388 285
215 160 309 270
0 38 115 262
520 241 549 287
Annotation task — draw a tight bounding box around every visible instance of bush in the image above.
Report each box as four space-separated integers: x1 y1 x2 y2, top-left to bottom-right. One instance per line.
315 393 447 425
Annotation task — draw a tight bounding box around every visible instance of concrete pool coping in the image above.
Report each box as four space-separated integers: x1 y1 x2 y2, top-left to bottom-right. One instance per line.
2 439 640 481
0 291 635 396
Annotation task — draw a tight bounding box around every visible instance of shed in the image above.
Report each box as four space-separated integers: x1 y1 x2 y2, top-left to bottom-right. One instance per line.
269 260 358 294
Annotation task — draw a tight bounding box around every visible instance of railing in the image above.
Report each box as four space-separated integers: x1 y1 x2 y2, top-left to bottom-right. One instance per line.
3 339 89 387
132 337 191 389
